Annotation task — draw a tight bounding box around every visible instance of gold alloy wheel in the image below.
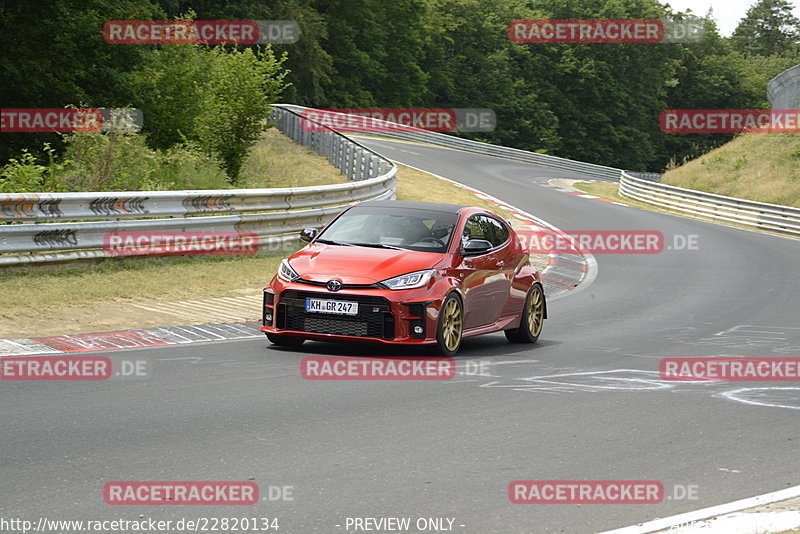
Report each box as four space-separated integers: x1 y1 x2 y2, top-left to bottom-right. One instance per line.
527 286 545 337
442 297 463 352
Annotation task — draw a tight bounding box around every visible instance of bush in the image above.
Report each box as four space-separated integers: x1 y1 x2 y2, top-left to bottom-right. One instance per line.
132 43 288 183
151 142 230 191
194 47 288 182
0 144 67 193
58 132 157 191
1 133 231 193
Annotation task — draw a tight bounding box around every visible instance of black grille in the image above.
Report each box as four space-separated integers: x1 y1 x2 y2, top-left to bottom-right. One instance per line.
277 290 394 340
302 316 369 337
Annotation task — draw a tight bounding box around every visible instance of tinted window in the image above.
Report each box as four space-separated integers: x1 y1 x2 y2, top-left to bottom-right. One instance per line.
463 215 510 248
485 216 509 246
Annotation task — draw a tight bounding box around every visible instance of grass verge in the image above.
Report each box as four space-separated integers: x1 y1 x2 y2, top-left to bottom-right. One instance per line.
662 132 800 208
240 128 347 188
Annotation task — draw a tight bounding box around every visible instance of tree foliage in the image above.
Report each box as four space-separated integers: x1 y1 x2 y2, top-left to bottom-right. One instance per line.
2 0 799 177
731 0 800 57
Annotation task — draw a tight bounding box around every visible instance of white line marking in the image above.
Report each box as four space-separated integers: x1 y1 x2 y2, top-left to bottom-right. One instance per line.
718 387 800 411
598 485 800 533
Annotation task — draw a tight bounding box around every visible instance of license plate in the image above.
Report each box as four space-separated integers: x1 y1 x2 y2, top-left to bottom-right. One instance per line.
305 298 359 316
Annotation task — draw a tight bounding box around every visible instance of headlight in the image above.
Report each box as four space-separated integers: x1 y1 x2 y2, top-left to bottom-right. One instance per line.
278 259 300 282
380 269 436 290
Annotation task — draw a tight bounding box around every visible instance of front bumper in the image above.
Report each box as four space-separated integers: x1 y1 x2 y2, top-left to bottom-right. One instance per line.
261 281 444 345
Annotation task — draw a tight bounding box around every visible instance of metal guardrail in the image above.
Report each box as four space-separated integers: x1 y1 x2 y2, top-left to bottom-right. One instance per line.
625 171 663 182
620 171 800 237
0 106 397 265
0 174 395 223
276 105 623 181
768 64 800 110
619 62 800 235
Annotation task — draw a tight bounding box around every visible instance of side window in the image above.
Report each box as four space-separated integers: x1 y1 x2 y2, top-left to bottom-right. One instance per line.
462 215 509 248
485 216 509 247
463 216 488 244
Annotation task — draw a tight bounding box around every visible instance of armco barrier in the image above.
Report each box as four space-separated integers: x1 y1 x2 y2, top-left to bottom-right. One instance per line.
620 62 800 235
0 107 397 265
768 64 800 110
274 105 623 181
620 171 800 237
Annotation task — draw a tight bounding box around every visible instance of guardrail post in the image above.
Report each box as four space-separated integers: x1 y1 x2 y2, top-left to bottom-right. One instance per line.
344 143 353 179
324 132 332 162
368 154 377 178
285 111 293 141
354 148 364 181
334 137 342 173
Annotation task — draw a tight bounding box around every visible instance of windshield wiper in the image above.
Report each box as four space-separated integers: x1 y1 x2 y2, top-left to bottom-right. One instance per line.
349 242 405 250
315 239 353 246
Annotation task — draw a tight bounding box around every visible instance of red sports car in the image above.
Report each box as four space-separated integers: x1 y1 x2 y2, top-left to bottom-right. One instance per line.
261 200 546 355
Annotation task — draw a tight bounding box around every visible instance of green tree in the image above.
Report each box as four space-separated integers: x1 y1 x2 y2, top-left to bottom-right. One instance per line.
130 43 214 150
311 0 429 107
507 0 681 170
0 0 164 162
150 0 334 106
132 43 287 182
731 0 800 57
421 0 561 152
194 46 288 181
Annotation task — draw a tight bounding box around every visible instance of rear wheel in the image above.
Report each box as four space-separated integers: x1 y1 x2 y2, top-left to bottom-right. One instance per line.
505 284 545 344
436 293 463 356
266 333 305 347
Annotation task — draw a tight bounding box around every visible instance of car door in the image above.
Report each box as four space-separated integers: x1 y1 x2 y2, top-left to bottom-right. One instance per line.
458 215 512 329
483 216 522 320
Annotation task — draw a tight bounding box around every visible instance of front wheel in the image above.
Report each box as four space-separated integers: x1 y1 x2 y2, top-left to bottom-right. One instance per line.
266 333 305 347
436 293 463 356
505 284 545 344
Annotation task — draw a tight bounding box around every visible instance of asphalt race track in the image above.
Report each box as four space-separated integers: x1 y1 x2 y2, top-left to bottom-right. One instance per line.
2 138 800 533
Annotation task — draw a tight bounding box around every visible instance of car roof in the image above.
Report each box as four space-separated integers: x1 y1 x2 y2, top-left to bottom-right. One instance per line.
358 199 469 213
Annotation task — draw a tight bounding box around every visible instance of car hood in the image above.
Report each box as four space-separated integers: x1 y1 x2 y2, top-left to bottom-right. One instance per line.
289 244 445 284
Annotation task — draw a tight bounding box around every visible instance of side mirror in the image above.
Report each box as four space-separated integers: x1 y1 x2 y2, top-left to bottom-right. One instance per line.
300 227 318 243
462 239 493 256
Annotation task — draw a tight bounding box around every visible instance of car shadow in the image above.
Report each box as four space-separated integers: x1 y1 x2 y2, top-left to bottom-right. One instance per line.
265 333 561 360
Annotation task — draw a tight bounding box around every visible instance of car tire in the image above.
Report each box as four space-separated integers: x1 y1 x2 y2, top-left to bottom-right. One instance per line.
505 284 545 344
266 333 305 347
436 293 463 356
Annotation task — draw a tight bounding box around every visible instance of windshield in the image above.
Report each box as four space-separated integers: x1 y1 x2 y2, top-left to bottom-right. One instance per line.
316 205 459 253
